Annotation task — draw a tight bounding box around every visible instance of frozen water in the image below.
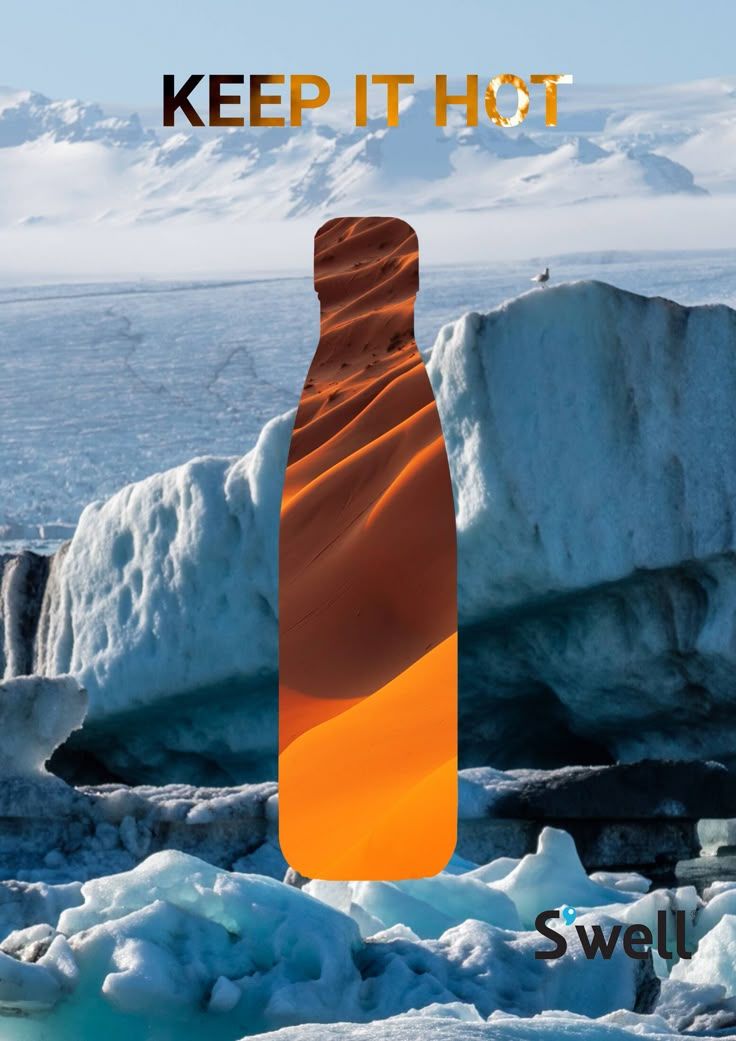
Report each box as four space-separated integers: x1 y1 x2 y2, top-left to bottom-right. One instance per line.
489 829 630 929
0 277 316 545
28 415 289 781
0 776 279 886
2 251 736 549
425 279 736 767
0 676 86 776
17 816 736 1037
305 871 520 939
670 914 736 996
241 1010 682 1041
0 830 666 1039
3 276 736 781
9 820 736 1037
0 881 82 943
2 81 736 1040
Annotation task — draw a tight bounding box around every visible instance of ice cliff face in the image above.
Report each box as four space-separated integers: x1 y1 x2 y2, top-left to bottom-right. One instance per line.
429 282 736 767
39 426 289 783
4 281 736 782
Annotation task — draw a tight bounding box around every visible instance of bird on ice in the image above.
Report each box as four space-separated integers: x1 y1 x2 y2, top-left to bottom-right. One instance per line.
531 266 550 286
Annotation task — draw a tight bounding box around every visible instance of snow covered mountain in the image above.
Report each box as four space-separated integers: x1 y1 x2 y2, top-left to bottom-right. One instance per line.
0 87 154 149
0 79 733 230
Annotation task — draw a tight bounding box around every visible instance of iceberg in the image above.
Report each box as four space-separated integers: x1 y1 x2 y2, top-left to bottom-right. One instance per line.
29 418 291 783
4 281 736 783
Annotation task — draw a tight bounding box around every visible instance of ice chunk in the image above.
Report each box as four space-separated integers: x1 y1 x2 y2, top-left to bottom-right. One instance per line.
0 880 82 941
208 974 242 1014
0 946 63 1013
0 777 280 887
306 873 519 939
0 551 50 678
54 850 364 1033
670 914 736 996
490 828 630 928
690 886 736 945
656 976 736 1034
0 831 661 1040
590 872 651 896
0 675 86 777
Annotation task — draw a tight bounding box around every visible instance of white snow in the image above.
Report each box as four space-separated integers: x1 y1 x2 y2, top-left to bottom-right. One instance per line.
6 255 736 546
1 79 736 280
3 76 736 1041
0 80 727 232
0 82 714 228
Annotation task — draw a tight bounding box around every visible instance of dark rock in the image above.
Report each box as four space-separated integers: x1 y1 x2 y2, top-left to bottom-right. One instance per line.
0 552 50 677
283 866 311 889
633 953 661 1015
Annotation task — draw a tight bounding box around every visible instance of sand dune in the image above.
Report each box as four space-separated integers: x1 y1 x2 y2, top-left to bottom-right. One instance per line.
280 635 458 879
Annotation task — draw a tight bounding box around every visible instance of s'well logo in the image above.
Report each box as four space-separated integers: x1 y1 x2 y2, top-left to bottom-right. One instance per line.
535 906 693 961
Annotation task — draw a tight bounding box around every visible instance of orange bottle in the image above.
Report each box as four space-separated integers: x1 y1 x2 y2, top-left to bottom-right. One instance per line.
279 216 457 880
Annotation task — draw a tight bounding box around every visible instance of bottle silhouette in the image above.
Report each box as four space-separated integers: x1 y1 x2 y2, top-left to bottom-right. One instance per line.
279 217 457 880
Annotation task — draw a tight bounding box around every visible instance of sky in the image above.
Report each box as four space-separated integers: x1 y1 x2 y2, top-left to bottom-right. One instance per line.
3 0 736 106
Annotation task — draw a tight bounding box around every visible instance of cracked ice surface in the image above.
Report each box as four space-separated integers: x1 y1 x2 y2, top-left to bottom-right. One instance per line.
0 278 318 542
3 252 736 546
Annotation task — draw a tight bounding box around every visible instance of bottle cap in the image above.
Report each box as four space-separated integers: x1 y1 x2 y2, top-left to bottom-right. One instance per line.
314 216 419 309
